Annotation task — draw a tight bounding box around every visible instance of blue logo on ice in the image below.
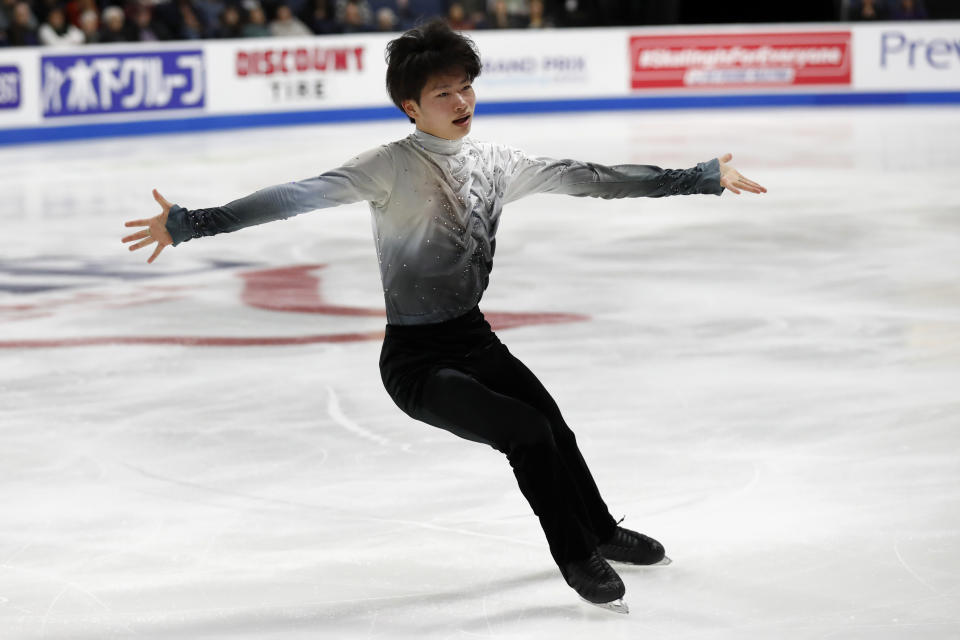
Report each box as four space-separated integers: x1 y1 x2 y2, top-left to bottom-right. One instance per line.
0 66 20 109
41 50 204 118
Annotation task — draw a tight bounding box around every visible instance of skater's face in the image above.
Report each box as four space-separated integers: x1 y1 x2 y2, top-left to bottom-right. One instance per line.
403 70 475 140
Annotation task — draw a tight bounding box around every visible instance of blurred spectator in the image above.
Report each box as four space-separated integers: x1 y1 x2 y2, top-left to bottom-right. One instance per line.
302 0 339 33
375 6 397 31
890 0 927 18
394 0 414 26
0 0 14 25
0 0 15 45
525 0 552 27
34 0 61 24
100 5 132 42
193 0 224 31
155 0 210 40
215 4 244 37
341 0 372 31
64 0 96 29
457 0 486 26
447 2 473 29
334 0 370 24
400 0 445 22
490 0 507 27
490 0 524 28
850 0 889 20
78 8 98 41
39 5 84 44
241 3 269 36
270 3 311 35
499 0 527 15
7 1 39 45
132 3 173 41
177 1 208 38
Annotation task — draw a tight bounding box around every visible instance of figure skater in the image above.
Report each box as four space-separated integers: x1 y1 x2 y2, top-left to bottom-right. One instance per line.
122 20 766 613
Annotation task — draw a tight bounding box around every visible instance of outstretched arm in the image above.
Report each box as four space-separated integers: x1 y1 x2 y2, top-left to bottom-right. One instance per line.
502 147 765 202
121 146 396 263
121 179 346 263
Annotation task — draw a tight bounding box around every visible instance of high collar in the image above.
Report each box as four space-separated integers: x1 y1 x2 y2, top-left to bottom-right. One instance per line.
411 128 466 155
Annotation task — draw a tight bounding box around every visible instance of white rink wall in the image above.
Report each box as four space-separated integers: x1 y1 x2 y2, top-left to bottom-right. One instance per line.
1 21 959 144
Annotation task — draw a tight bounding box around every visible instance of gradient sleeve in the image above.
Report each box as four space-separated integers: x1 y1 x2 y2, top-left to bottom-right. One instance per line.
164 145 396 246
501 147 724 203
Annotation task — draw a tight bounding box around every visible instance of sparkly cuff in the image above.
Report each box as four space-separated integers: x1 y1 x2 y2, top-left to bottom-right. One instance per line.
659 159 723 196
695 158 724 195
164 204 193 247
164 205 226 246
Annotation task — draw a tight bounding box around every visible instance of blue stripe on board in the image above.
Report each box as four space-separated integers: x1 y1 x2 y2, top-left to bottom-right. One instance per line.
3 91 960 146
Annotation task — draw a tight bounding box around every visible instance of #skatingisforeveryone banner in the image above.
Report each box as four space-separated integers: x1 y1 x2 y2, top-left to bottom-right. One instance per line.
628 31 852 90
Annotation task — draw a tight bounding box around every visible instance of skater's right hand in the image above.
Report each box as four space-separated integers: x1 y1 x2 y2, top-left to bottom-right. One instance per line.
122 189 175 264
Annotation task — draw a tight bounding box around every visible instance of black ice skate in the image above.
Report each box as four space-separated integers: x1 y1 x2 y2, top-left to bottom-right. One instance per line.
560 550 628 614
599 525 671 566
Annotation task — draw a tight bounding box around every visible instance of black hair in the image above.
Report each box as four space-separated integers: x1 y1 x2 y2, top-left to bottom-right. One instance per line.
385 19 482 123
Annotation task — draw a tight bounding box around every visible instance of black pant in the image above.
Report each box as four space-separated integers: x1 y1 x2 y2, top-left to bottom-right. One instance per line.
379 306 617 566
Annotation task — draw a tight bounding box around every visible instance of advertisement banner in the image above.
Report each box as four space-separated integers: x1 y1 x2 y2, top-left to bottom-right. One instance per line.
205 35 390 113
470 29 626 100
629 31 852 90
0 48 39 131
2 23 959 144
854 23 960 90
0 66 21 110
40 49 205 118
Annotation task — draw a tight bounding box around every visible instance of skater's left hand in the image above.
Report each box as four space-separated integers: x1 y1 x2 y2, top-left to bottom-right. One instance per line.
718 153 767 195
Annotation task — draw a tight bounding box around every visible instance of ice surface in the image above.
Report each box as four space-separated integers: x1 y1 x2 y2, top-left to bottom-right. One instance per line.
1 106 959 639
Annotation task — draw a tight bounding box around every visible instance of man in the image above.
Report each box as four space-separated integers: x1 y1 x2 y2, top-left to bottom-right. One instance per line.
122 20 765 613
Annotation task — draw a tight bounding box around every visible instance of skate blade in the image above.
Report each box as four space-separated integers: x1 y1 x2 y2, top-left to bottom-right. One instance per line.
580 596 629 614
609 555 672 567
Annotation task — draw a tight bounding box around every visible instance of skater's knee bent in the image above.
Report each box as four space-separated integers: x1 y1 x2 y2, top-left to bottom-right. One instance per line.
509 410 556 449
551 422 578 447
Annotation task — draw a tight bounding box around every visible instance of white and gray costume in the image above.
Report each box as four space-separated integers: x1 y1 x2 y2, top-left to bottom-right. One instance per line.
165 129 724 326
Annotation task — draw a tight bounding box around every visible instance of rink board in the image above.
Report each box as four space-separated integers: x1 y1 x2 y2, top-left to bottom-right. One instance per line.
1 21 959 144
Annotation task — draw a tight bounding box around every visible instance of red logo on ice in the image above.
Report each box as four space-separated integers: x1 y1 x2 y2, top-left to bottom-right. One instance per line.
629 31 852 90
0 264 588 348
